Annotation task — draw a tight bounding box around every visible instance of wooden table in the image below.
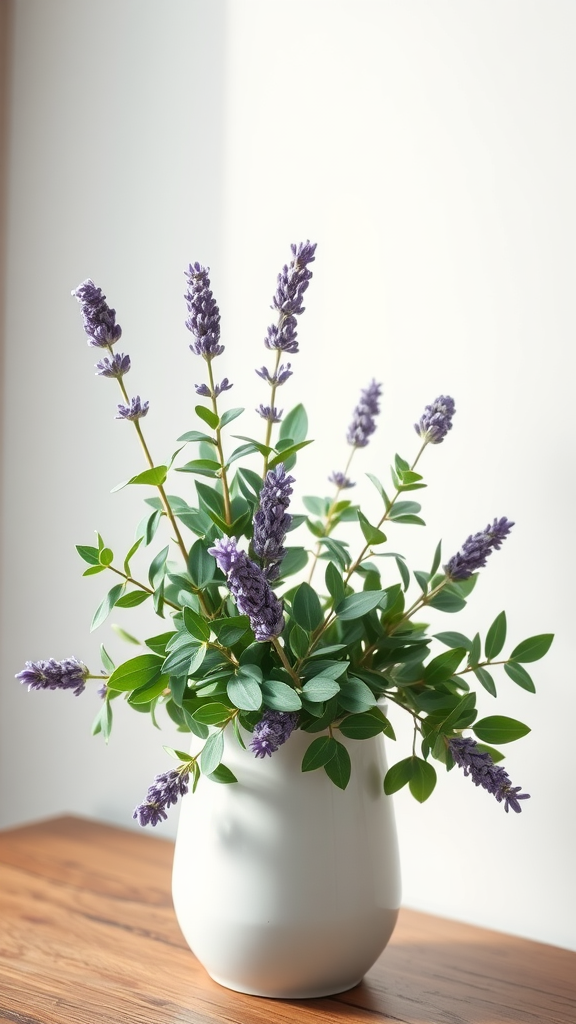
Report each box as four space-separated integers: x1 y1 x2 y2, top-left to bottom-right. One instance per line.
0 816 574 1023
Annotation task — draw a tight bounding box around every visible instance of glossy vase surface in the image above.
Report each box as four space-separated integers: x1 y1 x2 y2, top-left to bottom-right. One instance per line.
172 724 401 998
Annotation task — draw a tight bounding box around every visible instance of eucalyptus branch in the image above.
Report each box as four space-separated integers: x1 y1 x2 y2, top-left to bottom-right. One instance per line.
106 563 180 610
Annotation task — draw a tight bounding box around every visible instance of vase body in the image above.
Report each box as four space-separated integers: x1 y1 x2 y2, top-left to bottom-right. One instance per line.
172 724 401 998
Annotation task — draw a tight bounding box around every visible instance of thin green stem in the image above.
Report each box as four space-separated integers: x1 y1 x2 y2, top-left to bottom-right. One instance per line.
206 358 232 524
262 350 282 477
307 447 356 585
272 636 300 686
106 563 180 611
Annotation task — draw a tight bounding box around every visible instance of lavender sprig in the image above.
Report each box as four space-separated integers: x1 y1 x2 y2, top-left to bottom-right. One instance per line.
415 395 456 444
184 262 223 358
95 353 131 378
209 537 284 642
252 464 295 581
328 470 355 489
445 518 514 580
195 378 233 398
256 363 293 386
250 710 299 758
346 380 382 448
116 396 150 421
449 737 530 813
133 767 190 827
72 279 122 348
264 241 317 355
16 657 89 696
257 404 283 423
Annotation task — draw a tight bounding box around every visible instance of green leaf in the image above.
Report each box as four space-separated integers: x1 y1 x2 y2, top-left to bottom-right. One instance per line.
383 757 413 795
325 562 345 605
302 736 338 772
473 715 531 744
434 631 472 651
195 405 219 429
302 675 341 702
395 557 410 591
200 730 225 775
187 539 216 588
123 536 143 574
107 654 163 692
413 570 429 594
195 480 225 518
366 473 391 507
430 540 442 576
423 648 467 686
192 702 232 726
207 763 238 784
128 673 169 705
262 679 302 712
291 582 323 632
289 623 310 659
509 634 554 663
110 624 141 645
338 713 387 740
279 404 308 445
485 611 507 660
473 666 497 697
115 590 151 609
323 739 351 789
148 545 169 588
83 564 107 576
318 536 350 570
428 590 467 613
504 661 536 692
409 758 437 803
227 673 263 711
177 429 216 444
302 495 328 516
90 584 126 631
211 616 250 646
176 459 221 477
357 511 387 546
126 466 168 488
220 407 245 427
468 633 481 668
183 606 211 642
98 547 113 566
92 700 113 742
388 500 422 518
76 545 100 566
338 677 377 713
99 644 115 674
268 439 313 470
335 590 386 621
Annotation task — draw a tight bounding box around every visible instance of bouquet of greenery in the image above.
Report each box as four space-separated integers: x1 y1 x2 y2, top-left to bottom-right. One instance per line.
16 242 553 827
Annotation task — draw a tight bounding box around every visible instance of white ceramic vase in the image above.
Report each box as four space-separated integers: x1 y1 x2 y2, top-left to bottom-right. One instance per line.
172 723 401 999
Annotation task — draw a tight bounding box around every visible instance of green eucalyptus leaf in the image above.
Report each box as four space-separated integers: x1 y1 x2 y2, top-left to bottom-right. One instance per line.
509 634 554 663
473 715 531 744
434 631 472 651
504 661 536 693
200 729 225 775
183 606 211 642
90 583 126 632
430 540 442 576
279 404 308 444
468 633 481 668
126 466 168 488
220 407 245 427
485 611 507 660
123 536 143 574
227 673 263 711
195 405 219 429
128 673 169 705
325 562 345 605
302 675 341 702
207 763 238 784
77 545 100 566
177 429 216 444
302 496 329 516
357 511 387 546
323 739 351 789
338 713 387 740
409 758 437 802
83 564 107 576
302 735 338 772
211 616 250 646
277 547 309 579
115 590 150 609
289 623 310 659
268 439 313 470
474 666 497 697
335 590 386 621
291 582 323 632
110 624 141 645
99 644 115 674
192 702 232 726
187 539 216 588
262 679 302 712
148 545 169 588
383 757 413 794
423 648 467 686
338 677 377 713
107 654 163 692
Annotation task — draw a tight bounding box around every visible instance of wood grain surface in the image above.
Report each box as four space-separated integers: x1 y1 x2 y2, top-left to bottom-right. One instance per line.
0 815 574 1024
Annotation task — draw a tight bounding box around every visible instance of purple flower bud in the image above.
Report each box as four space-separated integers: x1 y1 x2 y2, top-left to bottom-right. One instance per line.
445 517 514 580
346 380 382 448
209 537 285 642
16 657 88 697
95 352 131 378
257 404 283 423
264 241 317 354
250 709 299 758
252 464 295 581
255 363 293 386
415 395 456 444
116 396 149 421
184 262 223 358
328 470 355 489
194 378 233 398
449 737 529 813
133 767 190 827
72 279 123 348
97 681 108 699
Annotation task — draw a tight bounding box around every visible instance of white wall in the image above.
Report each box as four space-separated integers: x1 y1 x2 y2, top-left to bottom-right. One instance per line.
1 0 574 951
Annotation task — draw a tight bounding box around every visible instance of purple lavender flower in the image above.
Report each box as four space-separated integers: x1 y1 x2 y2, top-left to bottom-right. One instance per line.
16 657 88 696
133 767 190 827
72 279 122 348
415 395 456 444
346 380 382 448
252 464 295 581
97 681 108 699
250 709 299 758
116 396 149 421
449 736 530 813
264 241 317 354
209 537 285 642
328 470 355 489
255 363 293 386
257 404 283 423
95 352 131 378
184 262 223 358
445 517 514 580
194 378 233 398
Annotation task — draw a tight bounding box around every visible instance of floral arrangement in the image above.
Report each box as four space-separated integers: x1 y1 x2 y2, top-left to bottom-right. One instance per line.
16 242 553 827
